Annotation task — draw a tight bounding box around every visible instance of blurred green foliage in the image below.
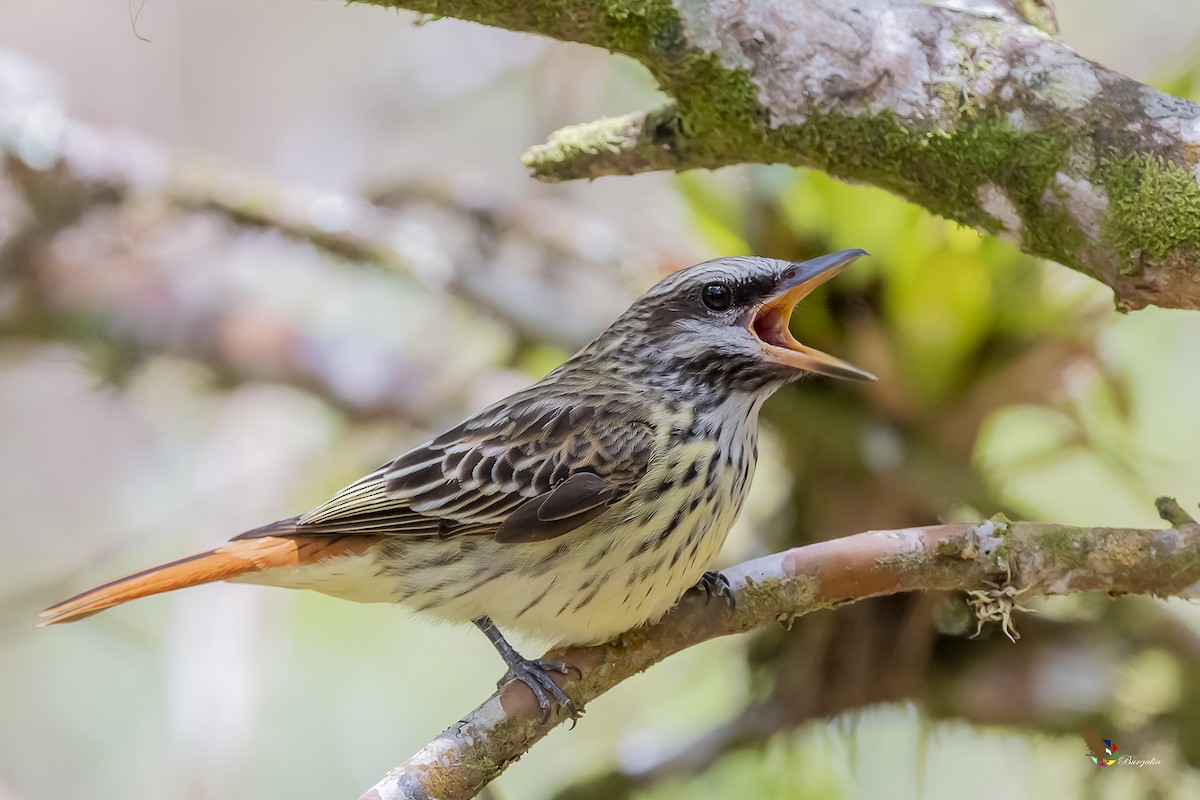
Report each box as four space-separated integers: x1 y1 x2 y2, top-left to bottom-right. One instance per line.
615 157 1200 800
6 5 1200 800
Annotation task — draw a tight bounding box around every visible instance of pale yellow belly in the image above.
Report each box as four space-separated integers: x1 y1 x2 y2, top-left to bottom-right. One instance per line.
382 438 753 645
242 434 756 646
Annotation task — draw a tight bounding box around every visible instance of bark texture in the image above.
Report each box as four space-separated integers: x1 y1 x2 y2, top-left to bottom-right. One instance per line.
358 511 1200 800
361 0 1200 311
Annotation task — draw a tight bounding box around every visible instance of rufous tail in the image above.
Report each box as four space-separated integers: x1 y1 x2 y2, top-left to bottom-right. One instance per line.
39 518 375 625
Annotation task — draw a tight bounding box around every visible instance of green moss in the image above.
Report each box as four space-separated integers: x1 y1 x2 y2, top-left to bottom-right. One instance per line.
876 550 928 573
418 0 764 175
539 82 1086 269
767 112 1088 262
1094 153 1200 270
530 44 1088 263
461 752 503 778
1033 524 1093 571
532 0 1085 246
430 0 1084 264
936 537 966 558
380 0 1200 290
734 574 824 631
734 576 785 620
1012 0 1060 33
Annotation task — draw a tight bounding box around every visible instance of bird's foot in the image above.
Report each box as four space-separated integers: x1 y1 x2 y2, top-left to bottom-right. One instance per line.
691 570 736 610
499 657 582 724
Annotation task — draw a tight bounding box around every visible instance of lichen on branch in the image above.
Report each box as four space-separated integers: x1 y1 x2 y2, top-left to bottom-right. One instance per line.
361 0 1200 311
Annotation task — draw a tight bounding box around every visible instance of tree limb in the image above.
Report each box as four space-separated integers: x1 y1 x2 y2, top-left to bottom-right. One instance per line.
357 512 1200 800
361 0 1200 311
549 599 1200 800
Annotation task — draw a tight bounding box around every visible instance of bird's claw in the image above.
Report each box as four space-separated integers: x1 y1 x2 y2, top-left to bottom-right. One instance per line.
499 658 582 724
692 570 736 610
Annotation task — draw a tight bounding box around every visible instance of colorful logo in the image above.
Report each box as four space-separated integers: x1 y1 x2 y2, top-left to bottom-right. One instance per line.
1090 739 1118 767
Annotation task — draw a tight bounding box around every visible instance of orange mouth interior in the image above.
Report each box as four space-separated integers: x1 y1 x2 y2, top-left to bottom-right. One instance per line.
749 275 876 381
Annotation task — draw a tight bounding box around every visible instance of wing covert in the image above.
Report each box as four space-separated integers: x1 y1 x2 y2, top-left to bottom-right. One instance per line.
297 389 657 541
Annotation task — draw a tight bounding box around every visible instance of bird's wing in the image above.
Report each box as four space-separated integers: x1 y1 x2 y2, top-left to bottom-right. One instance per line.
293 387 658 541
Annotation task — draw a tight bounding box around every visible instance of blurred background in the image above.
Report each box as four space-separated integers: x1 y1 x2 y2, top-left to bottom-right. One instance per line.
2 1 1200 798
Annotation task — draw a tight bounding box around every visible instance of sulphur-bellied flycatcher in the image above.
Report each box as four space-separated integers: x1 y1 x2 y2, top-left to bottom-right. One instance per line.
42 249 874 717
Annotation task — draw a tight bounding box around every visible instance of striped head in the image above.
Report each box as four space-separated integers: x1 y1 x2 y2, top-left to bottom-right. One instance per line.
574 250 876 397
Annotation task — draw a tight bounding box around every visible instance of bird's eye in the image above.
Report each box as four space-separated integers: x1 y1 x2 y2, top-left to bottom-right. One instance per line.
701 282 733 312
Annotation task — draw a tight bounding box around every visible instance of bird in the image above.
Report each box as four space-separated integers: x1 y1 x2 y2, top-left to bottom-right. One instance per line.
41 249 875 718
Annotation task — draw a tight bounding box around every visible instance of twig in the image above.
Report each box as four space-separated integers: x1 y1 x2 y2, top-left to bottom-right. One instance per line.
358 518 1200 800
1157 496 1200 529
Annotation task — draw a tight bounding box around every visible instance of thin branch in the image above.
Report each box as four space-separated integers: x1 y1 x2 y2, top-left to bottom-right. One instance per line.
361 0 1200 311
358 515 1200 800
549 597 1200 800
1158 496 1200 528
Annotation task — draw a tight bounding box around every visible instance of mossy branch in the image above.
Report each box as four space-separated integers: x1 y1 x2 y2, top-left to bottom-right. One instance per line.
358 0 1200 311
522 106 690 178
357 513 1200 800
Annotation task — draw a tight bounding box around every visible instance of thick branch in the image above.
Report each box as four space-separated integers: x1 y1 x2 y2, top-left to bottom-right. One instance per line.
363 0 1200 311
358 514 1200 800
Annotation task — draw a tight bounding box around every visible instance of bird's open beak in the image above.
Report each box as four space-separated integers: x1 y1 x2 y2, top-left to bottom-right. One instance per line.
748 249 877 381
